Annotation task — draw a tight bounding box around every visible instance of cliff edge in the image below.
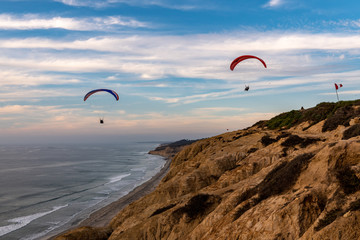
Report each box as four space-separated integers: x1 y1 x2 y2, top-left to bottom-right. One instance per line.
148 139 198 159
56 100 360 240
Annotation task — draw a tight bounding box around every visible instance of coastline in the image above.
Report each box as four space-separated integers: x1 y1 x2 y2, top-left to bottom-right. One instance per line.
49 155 171 239
76 140 196 228
78 156 171 227
51 139 195 239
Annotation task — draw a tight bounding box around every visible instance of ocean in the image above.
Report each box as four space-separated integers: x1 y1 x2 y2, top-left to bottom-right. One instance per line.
0 142 166 240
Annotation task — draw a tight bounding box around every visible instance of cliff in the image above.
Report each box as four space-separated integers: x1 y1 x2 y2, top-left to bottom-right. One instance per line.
56 100 360 240
148 139 198 158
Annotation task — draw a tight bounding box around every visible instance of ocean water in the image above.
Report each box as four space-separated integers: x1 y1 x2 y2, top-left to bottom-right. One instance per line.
0 142 166 240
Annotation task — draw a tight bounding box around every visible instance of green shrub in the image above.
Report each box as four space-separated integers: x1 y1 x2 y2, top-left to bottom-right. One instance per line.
260 99 360 131
322 106 360 132
266 110 302 130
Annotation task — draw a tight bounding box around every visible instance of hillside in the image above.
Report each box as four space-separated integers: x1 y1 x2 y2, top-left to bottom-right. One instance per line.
56 100 360 240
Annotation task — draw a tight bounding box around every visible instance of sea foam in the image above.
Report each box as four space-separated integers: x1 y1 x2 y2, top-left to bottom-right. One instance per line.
107 173 131 184
0 205 67 237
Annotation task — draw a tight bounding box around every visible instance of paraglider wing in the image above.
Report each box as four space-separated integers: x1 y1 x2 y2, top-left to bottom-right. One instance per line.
84 89 119 101
230 55 267 71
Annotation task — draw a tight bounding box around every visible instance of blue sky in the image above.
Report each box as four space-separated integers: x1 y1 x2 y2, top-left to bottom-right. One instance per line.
1 0 360 144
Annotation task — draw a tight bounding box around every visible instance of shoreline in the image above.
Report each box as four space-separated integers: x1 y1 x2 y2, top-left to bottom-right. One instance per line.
50 155 171 239
78 156 171 227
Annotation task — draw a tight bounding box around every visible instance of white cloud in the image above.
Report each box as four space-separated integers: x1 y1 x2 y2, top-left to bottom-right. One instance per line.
55 0 198 10
3 33 360 54
0 14 148 31
263 0 284 8
327 19 360 29
0 70 81 87
1 30 360 105
0 105 60 114
320 90 360 96
55 0 109 8
0 32 360 81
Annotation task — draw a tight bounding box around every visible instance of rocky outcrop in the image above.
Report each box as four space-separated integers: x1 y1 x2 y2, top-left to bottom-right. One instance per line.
56 100 360 240
148 139 198 159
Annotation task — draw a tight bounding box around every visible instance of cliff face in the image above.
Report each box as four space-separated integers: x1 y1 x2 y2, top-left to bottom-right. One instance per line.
56 101 360 240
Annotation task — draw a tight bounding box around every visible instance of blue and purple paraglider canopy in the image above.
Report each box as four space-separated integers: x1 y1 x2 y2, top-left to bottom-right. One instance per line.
84 89 119 101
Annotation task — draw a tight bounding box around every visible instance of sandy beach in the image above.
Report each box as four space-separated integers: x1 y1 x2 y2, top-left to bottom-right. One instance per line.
74 157 171 228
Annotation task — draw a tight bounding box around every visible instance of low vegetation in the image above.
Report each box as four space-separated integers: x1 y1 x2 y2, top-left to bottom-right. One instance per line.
343 124 360 140
281 135 322 148
258 100 360 131
281 135 304 147
247 148 258 154
174 194 221 220
233 153 314 221
335 166 360 195
260 135 278 146
152 139 198 152
257 153 314 200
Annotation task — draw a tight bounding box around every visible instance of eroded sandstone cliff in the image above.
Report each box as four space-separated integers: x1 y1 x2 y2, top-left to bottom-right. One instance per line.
56 100 360 240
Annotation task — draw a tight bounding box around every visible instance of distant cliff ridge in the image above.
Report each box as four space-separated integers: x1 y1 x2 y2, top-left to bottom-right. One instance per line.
56 100 360 240
148 139 198 158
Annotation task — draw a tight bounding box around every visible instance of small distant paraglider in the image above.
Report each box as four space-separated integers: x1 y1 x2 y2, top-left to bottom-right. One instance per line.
230 55 267 91
84 89 119 124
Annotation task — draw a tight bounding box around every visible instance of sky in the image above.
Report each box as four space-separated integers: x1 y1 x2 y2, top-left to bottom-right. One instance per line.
1 0 360 144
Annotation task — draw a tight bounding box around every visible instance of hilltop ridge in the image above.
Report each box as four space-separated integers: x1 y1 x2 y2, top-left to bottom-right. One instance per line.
56 100 360 240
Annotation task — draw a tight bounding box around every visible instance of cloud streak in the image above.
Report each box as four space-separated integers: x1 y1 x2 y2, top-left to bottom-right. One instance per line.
0 14 148 31
0 32 359 83
0 29 359 107
4 33 360 51
55 0 200 10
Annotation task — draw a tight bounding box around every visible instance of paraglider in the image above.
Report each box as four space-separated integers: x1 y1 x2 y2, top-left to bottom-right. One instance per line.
230 55 267 91
230 55 267 71
84 89 119 124
84 89 119 102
